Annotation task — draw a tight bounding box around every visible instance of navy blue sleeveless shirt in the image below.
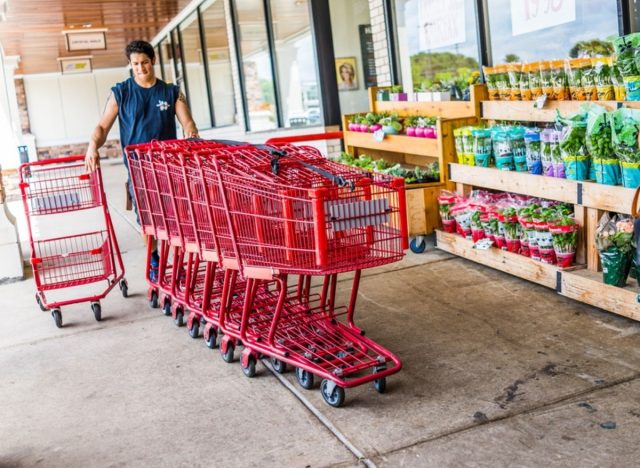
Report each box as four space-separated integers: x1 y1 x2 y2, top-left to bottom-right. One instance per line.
112 77 179 151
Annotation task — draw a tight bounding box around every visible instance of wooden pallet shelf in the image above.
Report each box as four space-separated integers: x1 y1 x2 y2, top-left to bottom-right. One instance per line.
343 130 439 158
435 230 583 289
439 85 640 321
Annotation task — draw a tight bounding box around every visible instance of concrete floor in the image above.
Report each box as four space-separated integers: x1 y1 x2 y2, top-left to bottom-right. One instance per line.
2 159 640 467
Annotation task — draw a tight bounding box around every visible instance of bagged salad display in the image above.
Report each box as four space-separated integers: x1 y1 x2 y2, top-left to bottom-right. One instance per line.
524 128 542 175
585 103 621 185
610 107 640 188
557 111 590 181
472 128 492 167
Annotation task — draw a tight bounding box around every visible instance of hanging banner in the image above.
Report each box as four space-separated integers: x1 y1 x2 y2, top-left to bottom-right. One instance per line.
418 0 466 51
510 0 576 36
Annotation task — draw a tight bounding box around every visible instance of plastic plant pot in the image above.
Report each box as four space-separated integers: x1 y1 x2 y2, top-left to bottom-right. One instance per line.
471 228 486 243
370 124 382 133
423 127 437 139
359 124 370 132
539 247 557 264
414 127 425 138
382 125 399 135
555 251 576 268
377 90 390 101
520 241 530 257
442 218 456 233
505 239 521 253
348 122 358 132
406 126 416 137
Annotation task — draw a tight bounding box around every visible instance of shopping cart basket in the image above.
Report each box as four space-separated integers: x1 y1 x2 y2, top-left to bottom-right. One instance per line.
20 155 127 328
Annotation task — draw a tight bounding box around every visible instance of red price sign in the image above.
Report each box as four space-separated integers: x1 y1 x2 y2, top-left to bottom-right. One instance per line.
511 0 575 36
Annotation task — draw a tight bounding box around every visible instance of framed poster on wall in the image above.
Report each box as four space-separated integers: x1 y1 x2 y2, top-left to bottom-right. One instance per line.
336 57 359 91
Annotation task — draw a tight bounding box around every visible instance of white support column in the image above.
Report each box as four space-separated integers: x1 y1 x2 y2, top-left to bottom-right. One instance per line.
0 52 24 282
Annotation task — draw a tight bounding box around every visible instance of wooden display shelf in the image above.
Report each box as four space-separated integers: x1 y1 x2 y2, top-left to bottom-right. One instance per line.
448 163 580 204
435 230 583 289
374 101 477 120
343 130 439 158
482 99 640 123
449 163 638 215
561 269 640 321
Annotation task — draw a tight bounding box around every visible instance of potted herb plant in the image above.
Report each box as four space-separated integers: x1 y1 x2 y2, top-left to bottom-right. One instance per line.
389 85 408 102
376 87 390 102
501 207 521 253
438 191 457 233
416 81 432 102
548 214 579 268
379 113 403 135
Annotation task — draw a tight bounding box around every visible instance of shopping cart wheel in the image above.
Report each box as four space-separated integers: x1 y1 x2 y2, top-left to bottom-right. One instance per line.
119 279 129 298
220 339 235 363
373 377 387 393
91 302 102 322
174 308 184 327
188 316 200 339
320 380 345 408
36 293 47 312
205 326 217 349
51 309 63 328
295 368 314 390
410 237 427 254
149 290 159 309
270 357 287 374
241 353 257 378
162 300 172 317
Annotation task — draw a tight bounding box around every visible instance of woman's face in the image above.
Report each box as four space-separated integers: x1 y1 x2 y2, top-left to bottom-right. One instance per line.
341 66 352 81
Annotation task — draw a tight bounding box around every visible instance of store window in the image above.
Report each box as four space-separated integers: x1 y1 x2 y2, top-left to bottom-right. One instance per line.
153 45 162 80
487 0 619 63
180 12 212 129
159 38 174 84
201 0 236 127
170 29 186 94
329 0 372 115
235 0 277 131
394 0 480 97
270 0 321 128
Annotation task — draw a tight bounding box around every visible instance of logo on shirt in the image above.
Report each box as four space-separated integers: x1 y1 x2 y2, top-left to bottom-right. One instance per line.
156 100 170 111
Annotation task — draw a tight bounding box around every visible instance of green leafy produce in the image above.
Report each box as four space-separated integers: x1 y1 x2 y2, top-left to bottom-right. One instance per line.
610 108 640 163
584 103 614 159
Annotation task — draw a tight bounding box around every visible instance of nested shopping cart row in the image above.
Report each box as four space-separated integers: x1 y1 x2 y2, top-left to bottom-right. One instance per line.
126 139 407 407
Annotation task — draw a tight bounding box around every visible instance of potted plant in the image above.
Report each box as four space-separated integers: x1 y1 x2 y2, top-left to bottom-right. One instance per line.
389 85 408 102
422 117 438 139
363 112 381 133
431 82 451 102
471 210 486 243
416 80 432 102
347 116 359 132
404 116 416 137
533 207 557 265
596 213 635 287
438 191 457 233
519 205 540 260
376 87 390 102
548 214 579 268
379 113 403 135
501 207 521 253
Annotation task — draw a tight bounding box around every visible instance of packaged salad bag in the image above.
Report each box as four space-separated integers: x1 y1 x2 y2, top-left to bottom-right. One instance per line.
492 127 515 171
528 61 542 99
506 63 523 101
551 129 566 179
584 103 621 185
510 126 528 172
592 57 615 101
472 128 492 167
557 110 590 181
540 128 555 177
524 128 542 175
483 66 500 101
550 59 569 100
539 61 554 99
565 58 587 101
610 107 640 188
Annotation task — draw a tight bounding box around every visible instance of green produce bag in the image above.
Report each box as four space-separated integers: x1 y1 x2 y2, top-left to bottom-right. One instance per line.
593 158 622 185
620 161 640 188
600 247 633 287
623 76 640 101
510 127 527 172
558 111 589 180
610 108 640 185
472 128 492 167
475 153 491 167
492 128 515 171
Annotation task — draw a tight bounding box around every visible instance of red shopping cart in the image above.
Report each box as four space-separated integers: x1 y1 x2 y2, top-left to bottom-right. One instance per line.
20 156 127 328
125 138 407 407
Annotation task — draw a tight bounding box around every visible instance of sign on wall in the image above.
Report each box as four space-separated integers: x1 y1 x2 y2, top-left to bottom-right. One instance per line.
359 25 377 89
510 0 576 36
418 0 466 51
63 29 107 51
57 57 93 74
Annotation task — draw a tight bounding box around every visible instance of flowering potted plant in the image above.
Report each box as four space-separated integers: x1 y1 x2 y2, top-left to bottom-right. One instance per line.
548 214 579 268
438 191 457 233
519 205 540 260
596 213 635 286
389 85 408 102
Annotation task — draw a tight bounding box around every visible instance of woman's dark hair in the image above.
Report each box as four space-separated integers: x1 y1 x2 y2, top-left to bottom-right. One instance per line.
125 40 155 61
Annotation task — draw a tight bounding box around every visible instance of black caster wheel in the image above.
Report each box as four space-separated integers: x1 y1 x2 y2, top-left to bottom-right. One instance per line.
221 341 235 363
205 329 217 349
241 354 257 378
120 279 129 298
36 294 47 312
92 303 102 322
320 379 345 408
295 367 314 390
373 377 387 393
410 237 427 254
174 309 184 327
270 357 287 374
188 317 199 338
162 301 172 317
149 290 159 309
51 309 63 328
